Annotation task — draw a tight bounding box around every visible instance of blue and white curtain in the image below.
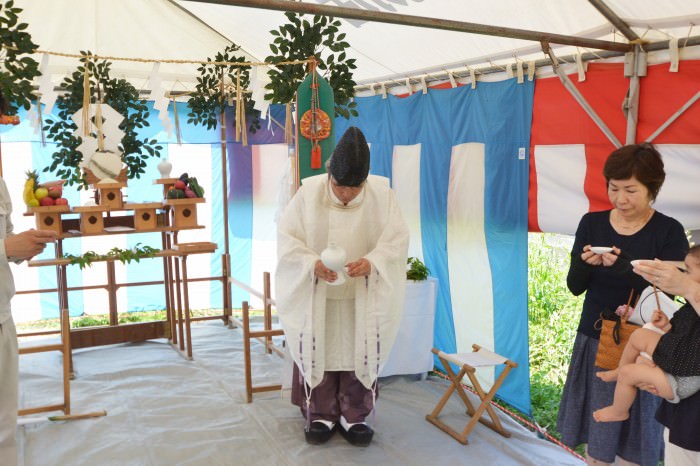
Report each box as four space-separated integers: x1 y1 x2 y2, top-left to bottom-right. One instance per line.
335 79 534 414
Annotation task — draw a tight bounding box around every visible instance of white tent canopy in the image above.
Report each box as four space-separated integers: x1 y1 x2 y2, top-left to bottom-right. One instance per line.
15 0 700 94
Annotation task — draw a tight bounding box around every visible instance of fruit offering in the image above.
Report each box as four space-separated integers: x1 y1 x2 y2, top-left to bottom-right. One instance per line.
23 171 69 208
23 170 40 207
166 172 205 199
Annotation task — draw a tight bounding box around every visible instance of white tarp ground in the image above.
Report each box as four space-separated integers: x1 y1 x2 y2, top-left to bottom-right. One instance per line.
17 321 582 466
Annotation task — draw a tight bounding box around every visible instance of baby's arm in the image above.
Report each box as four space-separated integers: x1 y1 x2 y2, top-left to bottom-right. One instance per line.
651 310 671 333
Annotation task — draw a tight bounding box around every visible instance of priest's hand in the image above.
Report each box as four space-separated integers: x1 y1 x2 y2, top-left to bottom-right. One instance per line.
346 258 371 278
314 260 338 283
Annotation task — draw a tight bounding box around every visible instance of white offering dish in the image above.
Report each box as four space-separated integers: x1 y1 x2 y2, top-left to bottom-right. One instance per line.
590 246 613 254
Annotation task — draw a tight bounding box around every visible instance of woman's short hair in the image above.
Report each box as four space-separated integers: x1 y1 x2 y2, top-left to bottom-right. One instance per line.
603 143 665 201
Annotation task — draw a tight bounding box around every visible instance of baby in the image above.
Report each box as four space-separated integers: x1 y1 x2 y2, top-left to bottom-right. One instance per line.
593 246 700 422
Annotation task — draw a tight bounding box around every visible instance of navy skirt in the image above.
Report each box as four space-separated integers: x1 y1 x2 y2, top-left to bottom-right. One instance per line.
557 332 663 465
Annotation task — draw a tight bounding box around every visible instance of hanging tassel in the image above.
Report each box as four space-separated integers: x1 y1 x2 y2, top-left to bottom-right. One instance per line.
310 142 321 169
234 69 241 143
219 68 227 140
172 97 182 146
240 99 248 147
309 70 321 169
82 59 91 138
237 69 248 146
284 102 293 145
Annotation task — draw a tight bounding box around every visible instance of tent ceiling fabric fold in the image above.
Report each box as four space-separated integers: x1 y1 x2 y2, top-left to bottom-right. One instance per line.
14 0 700 91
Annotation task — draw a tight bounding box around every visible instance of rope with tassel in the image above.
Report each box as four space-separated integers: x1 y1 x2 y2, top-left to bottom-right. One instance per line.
284 103 293 145
172 97 182 146
82 59 91 138
95 97 105 152
238 70 247 146
36 96 46 146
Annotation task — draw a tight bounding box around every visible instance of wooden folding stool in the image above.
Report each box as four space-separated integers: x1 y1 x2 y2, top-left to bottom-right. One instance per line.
426 345 518 445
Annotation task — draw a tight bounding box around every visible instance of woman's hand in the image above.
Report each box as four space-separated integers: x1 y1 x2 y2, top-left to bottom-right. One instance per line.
314 260 338 283
635 355 660 395
633 259 700 315
581 245 603 265
601 246 621 267
581 245 620 267
633 260 689 296
636 381 660 396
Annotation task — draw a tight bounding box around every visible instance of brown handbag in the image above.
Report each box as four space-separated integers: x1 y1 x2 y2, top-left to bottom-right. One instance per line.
594 291 641 370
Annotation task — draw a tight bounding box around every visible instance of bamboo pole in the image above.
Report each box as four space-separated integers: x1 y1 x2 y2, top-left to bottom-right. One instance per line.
219 69 233 322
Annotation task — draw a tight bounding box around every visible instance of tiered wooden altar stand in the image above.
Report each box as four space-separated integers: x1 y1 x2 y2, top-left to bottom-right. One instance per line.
25 175 218 361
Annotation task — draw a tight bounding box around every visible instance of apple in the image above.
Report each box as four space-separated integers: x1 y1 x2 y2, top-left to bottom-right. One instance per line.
54 198 69 206
48 186 62 199
174 180 187 190
34 187 49 200
39 196 55 206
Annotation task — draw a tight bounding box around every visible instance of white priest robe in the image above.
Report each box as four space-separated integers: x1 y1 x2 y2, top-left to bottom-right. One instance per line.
276 174 409 390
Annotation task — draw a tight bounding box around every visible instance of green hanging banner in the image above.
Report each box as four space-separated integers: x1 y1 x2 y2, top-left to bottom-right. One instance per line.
296 69 335 184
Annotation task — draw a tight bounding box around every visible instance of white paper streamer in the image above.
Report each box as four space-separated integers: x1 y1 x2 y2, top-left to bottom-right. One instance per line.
73 103 125 178
148 62 174 138
37 53 57 115
250 66 271 116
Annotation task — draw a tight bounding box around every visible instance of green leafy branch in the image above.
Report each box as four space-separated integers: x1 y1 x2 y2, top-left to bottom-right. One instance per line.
265 12 358 119
406 257 430 281
0 0 41 115
187 44 260 133
63 243 160 269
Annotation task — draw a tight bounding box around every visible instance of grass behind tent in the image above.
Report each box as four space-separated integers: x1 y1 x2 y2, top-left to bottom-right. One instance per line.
527 233 582 446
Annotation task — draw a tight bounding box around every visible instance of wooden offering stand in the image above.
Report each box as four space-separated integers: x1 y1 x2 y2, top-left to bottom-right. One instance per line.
30 205 71 235
26 170 215 362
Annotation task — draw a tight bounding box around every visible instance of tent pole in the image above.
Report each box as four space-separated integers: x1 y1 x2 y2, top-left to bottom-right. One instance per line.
625 74 640 145
645 90 700 143
189 0 631 53
590 0 643 143
543 42 622 149
587 0 640 42
624 45 644 144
